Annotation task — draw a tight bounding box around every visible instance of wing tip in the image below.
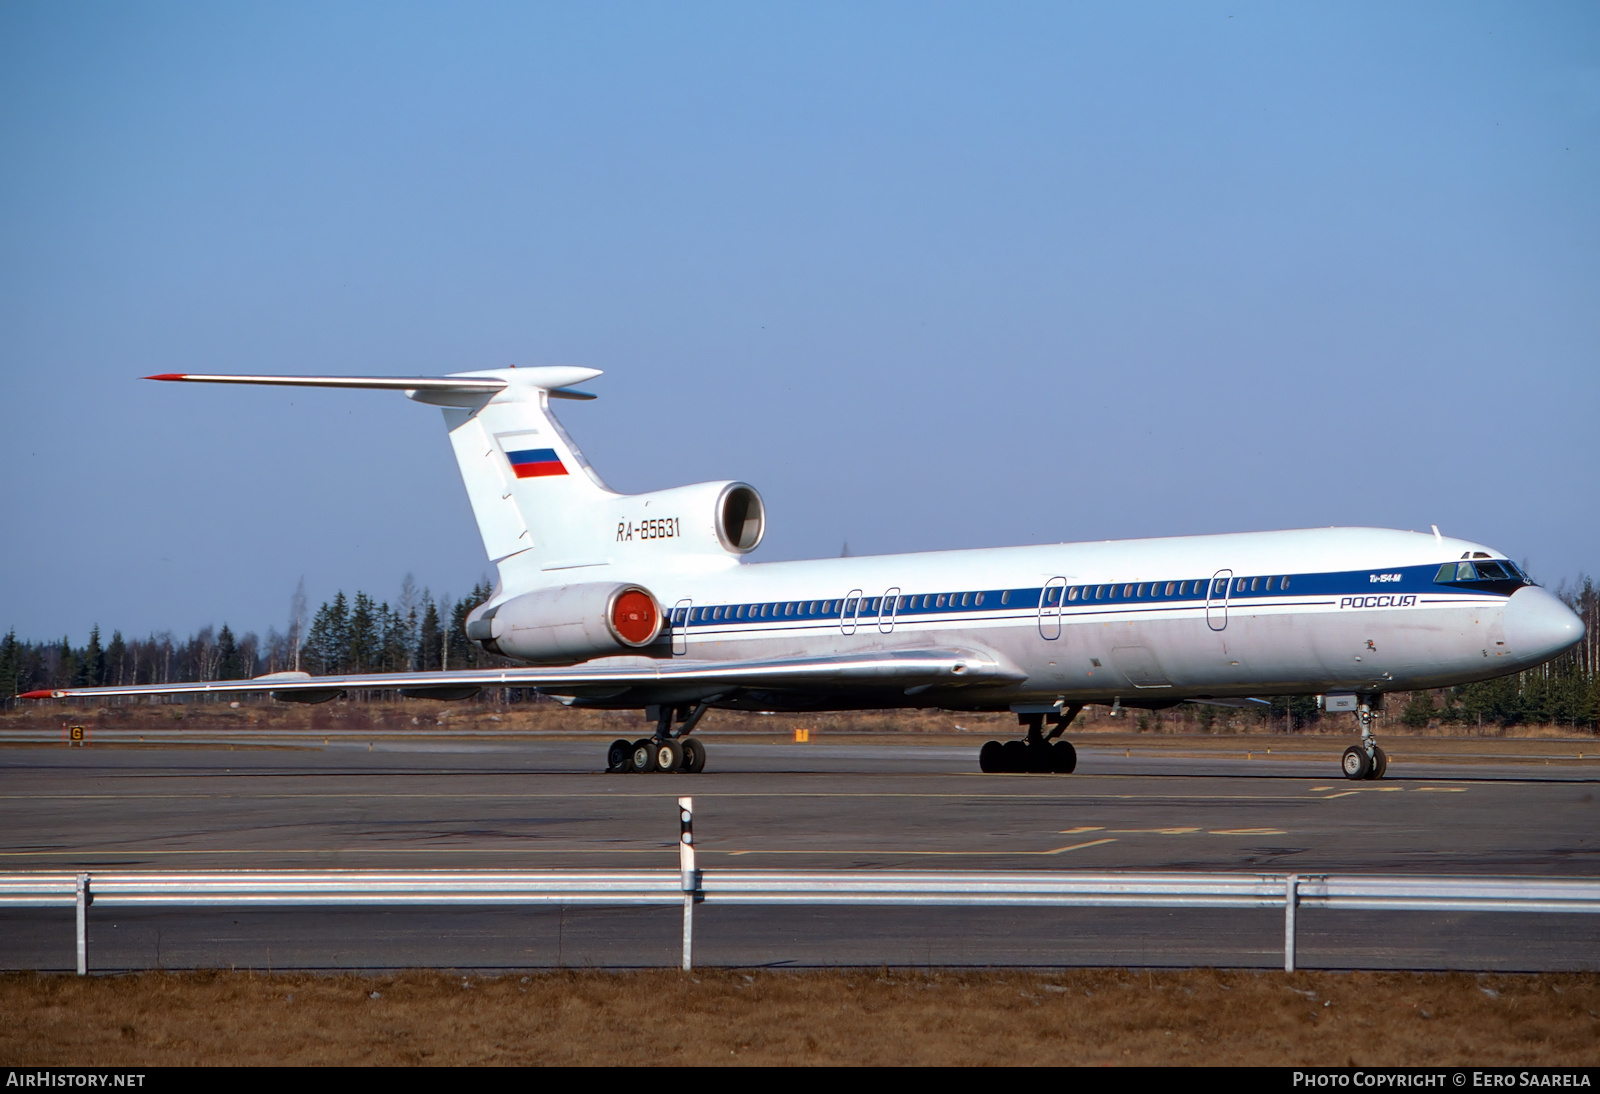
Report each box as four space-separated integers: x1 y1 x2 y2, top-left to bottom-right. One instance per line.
145 373 186 381
16 690 56 699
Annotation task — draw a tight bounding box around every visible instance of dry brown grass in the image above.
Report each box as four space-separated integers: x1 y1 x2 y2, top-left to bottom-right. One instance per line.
5 697 1596 740
3 969 1597 1066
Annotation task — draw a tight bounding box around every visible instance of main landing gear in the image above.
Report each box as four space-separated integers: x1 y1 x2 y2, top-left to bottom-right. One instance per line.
608 701 710 775
979 705 1084 774
1340 699 1388 781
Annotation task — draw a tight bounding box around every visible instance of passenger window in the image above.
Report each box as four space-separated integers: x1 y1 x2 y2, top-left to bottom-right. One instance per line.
1136 584 1145 598
1281 576 1291 590
959 592 969 607
710 607 720 620
1265 576 1275 591
843 599 856 614
974 592 984 606
1095 586 1104 600
936 594 945 607
1165 582 1175 596
1250 577 1259 592
1068 587 1079 602
869 598 880 612
1001 590 1010 605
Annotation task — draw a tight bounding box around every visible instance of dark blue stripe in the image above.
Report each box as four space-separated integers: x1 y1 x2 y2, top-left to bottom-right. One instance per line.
670 563 1521 628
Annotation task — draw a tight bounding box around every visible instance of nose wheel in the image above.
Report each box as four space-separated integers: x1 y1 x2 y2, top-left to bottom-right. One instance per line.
980 706 1082 773
1340 700 1388 780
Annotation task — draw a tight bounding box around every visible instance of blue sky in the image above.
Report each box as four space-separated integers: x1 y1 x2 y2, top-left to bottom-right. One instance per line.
2 2 1596 640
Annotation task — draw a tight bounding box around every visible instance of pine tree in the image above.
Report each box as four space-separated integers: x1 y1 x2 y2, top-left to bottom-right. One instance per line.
303 592 349 675
79 626 105 687
216 624 243 680
106 631 127 686
348 593 380 672
0 629 19 701
417 594 442 671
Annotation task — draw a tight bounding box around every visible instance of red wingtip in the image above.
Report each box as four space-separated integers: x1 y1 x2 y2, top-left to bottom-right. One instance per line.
17 690 55 700
145 373 186 381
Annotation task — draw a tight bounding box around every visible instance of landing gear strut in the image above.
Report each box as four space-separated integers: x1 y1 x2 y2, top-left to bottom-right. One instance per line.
609 702 711 774
980 705 1083 774
1340 700 1388 781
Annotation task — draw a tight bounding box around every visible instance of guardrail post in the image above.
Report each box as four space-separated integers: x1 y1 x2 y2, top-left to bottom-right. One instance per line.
679 796 698 971
1283 873 1298 973
75 872 89 976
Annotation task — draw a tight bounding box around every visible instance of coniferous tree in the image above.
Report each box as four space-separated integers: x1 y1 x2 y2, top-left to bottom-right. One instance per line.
55 637 78 689
1 629 19 701
303 592 349 675
216 624 243 680
417 594 442 671
347 593 380 672
79 626 105 687
105 631 126 686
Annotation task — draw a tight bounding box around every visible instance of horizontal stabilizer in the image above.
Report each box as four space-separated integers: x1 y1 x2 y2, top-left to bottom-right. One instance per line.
146 373 508 393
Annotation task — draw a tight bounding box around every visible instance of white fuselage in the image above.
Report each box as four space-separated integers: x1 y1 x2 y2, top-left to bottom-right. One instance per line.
563 525 1577 712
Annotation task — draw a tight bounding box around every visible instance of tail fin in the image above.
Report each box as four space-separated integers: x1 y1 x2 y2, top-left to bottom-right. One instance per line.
149 368 758 591
148 366 616 575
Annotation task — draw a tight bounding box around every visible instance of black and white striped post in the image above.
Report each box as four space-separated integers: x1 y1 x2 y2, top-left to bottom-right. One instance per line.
679 796 699 970
1284 874 1299 972
75 872 89 976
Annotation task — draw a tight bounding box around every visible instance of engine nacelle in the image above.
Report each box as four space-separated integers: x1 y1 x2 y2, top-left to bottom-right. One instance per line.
466 582 664 663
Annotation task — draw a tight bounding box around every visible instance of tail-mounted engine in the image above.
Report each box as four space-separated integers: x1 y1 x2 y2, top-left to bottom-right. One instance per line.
465 582 664 663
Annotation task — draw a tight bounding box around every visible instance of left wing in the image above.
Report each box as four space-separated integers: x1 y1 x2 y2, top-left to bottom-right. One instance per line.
19 648 1024 704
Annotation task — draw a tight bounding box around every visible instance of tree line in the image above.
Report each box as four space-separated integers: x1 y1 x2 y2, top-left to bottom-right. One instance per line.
3 574 1597 728
0 576 513 702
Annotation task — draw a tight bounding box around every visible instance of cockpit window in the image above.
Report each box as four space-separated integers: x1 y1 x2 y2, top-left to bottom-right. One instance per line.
1435 560 1526 586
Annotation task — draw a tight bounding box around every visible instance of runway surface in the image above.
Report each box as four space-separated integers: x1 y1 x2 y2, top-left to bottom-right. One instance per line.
3 731 1598 972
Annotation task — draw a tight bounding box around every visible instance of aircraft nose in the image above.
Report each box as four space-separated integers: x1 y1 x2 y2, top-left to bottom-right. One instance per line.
1503 586 1585 664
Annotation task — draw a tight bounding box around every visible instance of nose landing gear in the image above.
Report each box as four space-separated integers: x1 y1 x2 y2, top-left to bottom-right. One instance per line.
980 705 1083 773
1340 699 1388 780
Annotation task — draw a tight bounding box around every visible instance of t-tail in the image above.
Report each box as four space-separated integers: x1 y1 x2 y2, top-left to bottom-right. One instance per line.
146 369 766 603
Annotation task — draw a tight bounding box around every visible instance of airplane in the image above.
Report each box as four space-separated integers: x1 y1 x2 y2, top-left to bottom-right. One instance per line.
21 366 1586 780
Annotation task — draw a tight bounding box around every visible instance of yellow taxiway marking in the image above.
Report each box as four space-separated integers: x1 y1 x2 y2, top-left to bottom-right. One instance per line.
1416 787 1468 793
1310 786 1335 791
1059 827 1290 837
721 840 1121 857
1321 791 1360 799
1058 826 1106 834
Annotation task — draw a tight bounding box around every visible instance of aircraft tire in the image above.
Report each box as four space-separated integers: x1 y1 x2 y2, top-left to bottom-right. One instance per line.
655 739 684 773
1368 745 1388 780
1051 740 1077 774
606 738 633 773
682 738 707 774
979 741 1003 773
632 739 659 773
1341 745 1371 781
1000 740 1027 773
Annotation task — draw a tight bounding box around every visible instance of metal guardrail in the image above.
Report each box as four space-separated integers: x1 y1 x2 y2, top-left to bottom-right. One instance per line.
5 797 1599 975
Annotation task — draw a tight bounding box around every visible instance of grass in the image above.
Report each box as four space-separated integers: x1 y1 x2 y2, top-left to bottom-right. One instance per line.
4 968 1598 1066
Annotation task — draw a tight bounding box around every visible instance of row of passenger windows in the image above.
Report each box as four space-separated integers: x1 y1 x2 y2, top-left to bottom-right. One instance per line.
1047 575 1292 605
676 575 1295 625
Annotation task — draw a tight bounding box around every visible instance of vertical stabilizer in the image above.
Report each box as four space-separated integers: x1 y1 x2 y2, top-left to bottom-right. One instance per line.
417 368 616 572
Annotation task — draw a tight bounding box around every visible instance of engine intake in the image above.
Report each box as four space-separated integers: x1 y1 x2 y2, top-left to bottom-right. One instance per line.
467 582 663 663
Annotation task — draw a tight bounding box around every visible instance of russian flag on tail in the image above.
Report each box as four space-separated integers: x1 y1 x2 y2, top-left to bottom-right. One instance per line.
506 447 568 478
